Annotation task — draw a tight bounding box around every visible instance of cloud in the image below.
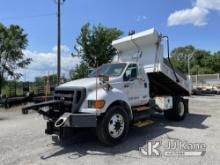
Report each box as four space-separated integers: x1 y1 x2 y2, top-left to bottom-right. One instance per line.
168 7 208 26
52 45 71 56
136 15 147 22
20 45 81 81
196 0 220 11
168 0 219 26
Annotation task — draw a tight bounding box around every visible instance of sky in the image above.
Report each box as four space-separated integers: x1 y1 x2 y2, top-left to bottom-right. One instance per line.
0 0 220 81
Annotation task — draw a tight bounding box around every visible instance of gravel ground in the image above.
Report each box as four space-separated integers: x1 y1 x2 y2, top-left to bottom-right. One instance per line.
0 95 220 165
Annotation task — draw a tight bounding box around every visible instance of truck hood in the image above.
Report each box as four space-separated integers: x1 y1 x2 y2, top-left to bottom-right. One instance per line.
59 78 97 88
58 77 120 90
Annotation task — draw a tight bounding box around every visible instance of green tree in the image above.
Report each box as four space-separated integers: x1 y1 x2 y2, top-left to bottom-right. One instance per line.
170 45 220 75
212 52 220 72
35 74 58 86
170 45 195 73
74 23 123 67
191 65 215 75
192 49 211 67
69 62 89 80
0 23 31 94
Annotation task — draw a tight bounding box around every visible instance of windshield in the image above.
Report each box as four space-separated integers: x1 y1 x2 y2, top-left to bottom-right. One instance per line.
88 63 127 77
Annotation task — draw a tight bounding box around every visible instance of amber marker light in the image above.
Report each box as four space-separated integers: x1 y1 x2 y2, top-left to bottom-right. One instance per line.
88 100 105 109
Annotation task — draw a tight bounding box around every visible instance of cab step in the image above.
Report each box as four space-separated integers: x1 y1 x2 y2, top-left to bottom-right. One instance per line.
133 119 154 128
132 106 151 112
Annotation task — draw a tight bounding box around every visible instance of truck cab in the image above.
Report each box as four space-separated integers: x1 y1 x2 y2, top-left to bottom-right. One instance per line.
87 62 149 107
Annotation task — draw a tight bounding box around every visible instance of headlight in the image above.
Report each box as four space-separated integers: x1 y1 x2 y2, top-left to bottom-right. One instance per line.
88 100 105 109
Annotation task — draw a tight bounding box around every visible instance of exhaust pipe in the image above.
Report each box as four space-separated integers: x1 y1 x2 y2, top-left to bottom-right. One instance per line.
54 113 71 128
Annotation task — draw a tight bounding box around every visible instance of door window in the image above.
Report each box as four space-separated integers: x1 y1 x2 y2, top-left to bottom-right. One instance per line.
123 64 137 81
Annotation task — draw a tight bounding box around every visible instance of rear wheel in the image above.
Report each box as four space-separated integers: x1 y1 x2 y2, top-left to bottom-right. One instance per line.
164 96 186 121
96 105 130 146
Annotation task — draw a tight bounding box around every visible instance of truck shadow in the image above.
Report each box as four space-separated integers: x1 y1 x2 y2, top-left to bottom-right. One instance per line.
0 117 8 121
40 113 209 160
151 113 210 129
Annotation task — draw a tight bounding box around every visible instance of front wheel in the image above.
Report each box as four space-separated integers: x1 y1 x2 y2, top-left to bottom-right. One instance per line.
96 105 130 146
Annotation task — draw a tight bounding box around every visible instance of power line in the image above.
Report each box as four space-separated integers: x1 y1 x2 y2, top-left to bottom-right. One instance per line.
0 13 56 21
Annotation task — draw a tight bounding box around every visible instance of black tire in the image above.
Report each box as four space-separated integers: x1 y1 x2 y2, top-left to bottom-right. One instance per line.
96 105 130 146
164 96 186 121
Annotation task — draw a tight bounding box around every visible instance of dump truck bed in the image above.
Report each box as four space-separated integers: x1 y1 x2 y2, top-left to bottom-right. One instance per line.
112 28 191 96
146 59 190 96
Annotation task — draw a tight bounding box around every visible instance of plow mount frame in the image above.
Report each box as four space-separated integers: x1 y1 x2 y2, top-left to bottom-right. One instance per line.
22 100 64 118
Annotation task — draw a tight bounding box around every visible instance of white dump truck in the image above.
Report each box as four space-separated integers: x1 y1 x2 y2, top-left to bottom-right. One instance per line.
22 28 191 145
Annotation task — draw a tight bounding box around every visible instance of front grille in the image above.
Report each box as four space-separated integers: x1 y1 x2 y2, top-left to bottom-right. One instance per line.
54 87 86 113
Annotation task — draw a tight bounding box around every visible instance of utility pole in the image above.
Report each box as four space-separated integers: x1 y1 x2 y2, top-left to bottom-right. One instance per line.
188 54 191 77
187 52 193 94
0 39 2 95
55 0 65 85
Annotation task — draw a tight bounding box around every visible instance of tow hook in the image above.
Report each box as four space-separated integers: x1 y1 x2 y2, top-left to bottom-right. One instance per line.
54 113 71 128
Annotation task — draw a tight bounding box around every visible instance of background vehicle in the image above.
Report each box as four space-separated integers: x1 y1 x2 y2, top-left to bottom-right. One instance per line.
22 28 191 145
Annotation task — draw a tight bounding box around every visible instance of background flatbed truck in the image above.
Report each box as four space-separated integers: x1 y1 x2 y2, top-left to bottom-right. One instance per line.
22 28 191 145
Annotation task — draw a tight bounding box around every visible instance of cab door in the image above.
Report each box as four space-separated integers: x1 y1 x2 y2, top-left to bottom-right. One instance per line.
123 64 148 106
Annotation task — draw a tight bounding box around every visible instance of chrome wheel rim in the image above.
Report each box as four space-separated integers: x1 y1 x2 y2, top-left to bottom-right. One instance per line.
108 114 125 138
